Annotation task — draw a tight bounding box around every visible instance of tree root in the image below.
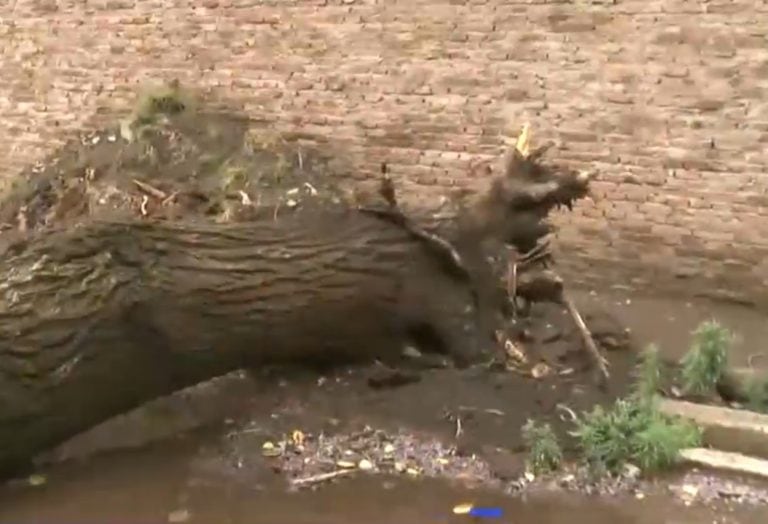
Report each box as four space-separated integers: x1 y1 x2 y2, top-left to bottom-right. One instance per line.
562 291 610 390
357 164 473 286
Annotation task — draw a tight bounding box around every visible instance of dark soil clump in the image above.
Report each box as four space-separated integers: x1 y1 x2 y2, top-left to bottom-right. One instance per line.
0 96 353 242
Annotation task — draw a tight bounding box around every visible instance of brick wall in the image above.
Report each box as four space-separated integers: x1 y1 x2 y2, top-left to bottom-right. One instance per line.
2 0 768 304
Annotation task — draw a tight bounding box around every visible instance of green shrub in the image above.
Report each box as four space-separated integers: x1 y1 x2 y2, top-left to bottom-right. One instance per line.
633 344 662 406
571 397 700 475
571 398 644 475
680 320 731 396
571 343 702 476
630 409 701 471
521 419 563 475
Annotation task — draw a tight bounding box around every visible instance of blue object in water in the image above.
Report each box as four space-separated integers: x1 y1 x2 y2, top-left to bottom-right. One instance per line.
468 507 503 518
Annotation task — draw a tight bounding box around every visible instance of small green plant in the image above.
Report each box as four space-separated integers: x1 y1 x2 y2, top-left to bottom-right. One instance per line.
571 397 700 475
630 409 701 472
680 320 732 396
571 342 702 476
521 419 563 475
132 80 192 126
571 398 644 475
633 344 662 406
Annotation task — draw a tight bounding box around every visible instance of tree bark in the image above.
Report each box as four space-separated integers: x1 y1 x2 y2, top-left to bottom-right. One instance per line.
0 210 495 476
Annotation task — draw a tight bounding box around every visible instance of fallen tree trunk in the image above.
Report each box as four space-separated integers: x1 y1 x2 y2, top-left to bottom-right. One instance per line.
0 105 596 476
0 212 497 475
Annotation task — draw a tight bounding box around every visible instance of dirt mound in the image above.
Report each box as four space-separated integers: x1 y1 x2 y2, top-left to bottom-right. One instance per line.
0 90 351 237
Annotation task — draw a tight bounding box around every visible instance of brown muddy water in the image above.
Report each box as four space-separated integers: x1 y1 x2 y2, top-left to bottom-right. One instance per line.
1 291 767 524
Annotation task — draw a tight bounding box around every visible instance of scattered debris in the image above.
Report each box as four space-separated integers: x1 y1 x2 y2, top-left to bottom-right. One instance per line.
290 469 357 488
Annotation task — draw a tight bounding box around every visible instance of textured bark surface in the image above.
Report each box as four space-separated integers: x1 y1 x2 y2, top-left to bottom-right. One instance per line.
0 212 493 476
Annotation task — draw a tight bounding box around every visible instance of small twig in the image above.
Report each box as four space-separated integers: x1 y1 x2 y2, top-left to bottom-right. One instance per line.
455 416 463 439
555 403 578 423
290 469 356 488
16 206 28 233
360 172 472 287
132 179 167 200
239 190 253 206
273 201 281 221
224 427 264 439
457 406 505 417
298 148 304 171
505 250 519 319
161 191 178 206
519 251 550 269
561 291 610 389
518 239 551 268
359 206 471 284
139 195 149 216
52 354 82 384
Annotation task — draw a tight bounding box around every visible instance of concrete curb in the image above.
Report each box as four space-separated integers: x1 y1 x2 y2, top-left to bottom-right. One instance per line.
660 399 768 459
679 448 768 480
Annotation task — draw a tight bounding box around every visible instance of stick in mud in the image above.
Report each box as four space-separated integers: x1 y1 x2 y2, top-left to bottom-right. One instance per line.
562 292 610 389
290 469 358 488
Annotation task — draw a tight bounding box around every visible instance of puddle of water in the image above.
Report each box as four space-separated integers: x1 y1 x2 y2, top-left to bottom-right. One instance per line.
0 436 761 524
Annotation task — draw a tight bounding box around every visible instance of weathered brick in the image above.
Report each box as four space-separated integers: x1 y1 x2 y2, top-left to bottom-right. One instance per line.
2 0 768 304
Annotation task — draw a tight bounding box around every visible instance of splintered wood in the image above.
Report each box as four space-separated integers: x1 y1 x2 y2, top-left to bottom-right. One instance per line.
504 123 610 388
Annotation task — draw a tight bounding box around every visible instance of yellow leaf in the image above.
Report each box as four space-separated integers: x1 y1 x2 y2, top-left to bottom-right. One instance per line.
291 430 305 446
515 123 531 157
336 460 356 469
358 459 374 471
261 440 282 457
453 503 474 515
27 474 46 487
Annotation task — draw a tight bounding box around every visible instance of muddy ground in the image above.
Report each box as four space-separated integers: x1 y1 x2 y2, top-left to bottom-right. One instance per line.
1 295 762 514
1 293 768 524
